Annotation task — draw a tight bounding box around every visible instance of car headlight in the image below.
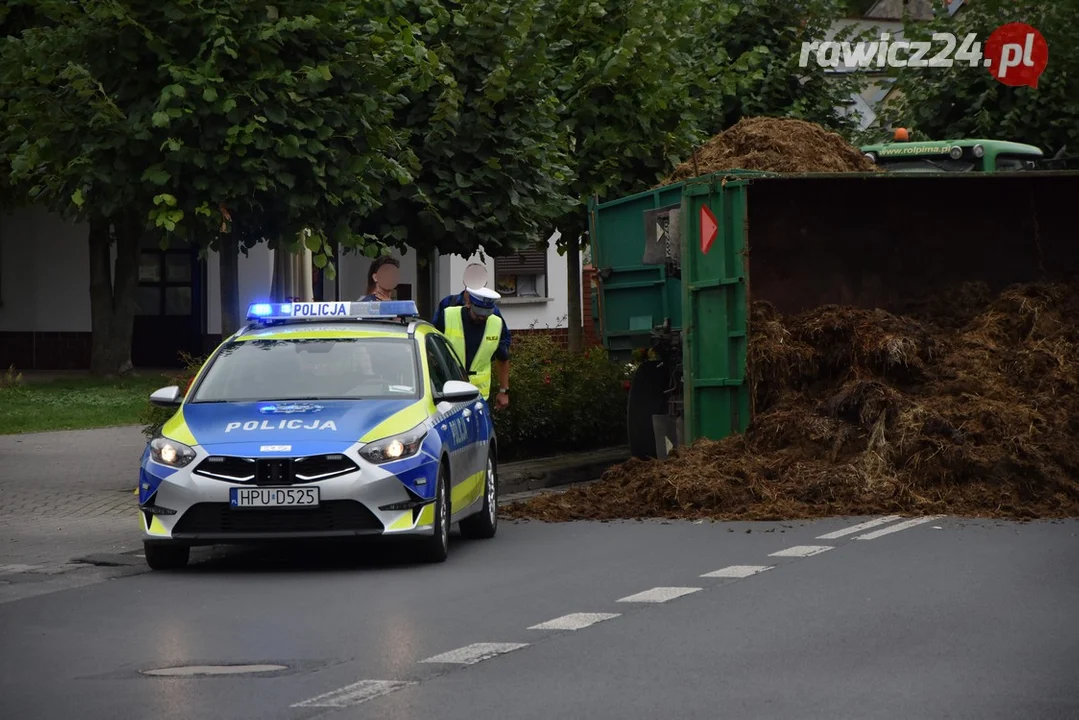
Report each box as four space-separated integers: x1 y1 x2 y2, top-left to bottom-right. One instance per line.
359 427 427 464
150 437 196 468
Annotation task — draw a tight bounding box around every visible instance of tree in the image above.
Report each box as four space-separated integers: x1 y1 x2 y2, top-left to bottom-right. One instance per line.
545 0 860 350
0 0 437 372
691 0 867 139
355 0 576 314
873 0 1079 155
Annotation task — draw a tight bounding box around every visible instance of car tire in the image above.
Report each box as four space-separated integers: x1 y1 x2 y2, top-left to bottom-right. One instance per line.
417 462 449 563
459 451 497 540
144 542 189 570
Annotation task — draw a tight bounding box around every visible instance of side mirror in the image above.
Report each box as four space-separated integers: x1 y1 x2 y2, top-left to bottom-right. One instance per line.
437 380 481 403
149 385 183 408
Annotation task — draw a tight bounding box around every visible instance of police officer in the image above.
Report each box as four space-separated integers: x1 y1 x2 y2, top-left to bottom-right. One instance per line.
435 286 511 409
432 262 505 326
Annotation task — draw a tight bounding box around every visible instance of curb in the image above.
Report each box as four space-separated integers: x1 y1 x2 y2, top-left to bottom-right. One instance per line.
497 446 629 496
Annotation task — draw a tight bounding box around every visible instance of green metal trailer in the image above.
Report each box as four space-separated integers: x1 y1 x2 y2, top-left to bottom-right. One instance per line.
588 169 1079 459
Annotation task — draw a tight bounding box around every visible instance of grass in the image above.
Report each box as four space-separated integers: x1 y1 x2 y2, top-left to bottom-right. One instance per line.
0 370 173 435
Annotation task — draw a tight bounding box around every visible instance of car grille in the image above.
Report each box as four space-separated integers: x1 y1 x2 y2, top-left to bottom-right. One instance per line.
193 454 358 485
172 501 383 536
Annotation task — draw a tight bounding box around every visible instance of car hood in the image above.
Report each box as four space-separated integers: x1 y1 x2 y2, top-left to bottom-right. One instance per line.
175 398 423 455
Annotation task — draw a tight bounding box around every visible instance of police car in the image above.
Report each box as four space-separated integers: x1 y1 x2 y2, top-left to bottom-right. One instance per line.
137 300 498 569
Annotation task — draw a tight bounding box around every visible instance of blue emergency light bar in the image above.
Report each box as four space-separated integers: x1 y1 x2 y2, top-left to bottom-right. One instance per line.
246 300 419 322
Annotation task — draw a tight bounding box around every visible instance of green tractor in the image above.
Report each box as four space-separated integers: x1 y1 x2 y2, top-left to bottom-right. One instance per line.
860 128 1046 172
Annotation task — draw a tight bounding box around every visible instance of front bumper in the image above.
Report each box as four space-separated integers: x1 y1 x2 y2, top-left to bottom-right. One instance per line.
138 445 440 546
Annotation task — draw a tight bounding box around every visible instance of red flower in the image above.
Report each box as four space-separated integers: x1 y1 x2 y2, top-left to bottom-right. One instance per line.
544 375 551 384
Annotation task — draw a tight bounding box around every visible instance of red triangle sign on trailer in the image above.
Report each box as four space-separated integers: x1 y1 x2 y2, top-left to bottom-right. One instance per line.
700 205 718 255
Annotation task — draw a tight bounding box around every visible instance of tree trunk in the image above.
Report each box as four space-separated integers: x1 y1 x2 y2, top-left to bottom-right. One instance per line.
416 247 436 319
566 233 583 353
88 217 140 376
219 232 240 338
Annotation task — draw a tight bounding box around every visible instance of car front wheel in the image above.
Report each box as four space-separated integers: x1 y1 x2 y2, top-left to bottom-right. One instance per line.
460 451 497 539
417 462 449 563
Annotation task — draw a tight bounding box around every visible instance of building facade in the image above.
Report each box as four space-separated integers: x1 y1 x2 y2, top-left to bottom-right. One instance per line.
0 205 575 370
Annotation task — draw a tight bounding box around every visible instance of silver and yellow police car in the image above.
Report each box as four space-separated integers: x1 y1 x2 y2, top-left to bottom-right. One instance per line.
136 300 498 569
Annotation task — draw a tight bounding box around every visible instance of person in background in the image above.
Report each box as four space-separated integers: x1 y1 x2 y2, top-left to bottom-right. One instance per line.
435 286 511 409
432 262 504 328
359 256 400 301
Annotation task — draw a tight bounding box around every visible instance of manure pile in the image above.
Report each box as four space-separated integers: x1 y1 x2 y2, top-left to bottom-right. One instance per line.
504 282 1079 522
662 116 879 182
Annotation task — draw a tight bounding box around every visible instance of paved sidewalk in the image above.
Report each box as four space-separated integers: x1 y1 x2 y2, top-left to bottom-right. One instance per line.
0 426 146 572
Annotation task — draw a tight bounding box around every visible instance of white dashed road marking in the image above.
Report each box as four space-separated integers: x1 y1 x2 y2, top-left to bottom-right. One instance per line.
292 680 416 708
617 587 701 603
700 565 773 578
528 613 621 631
816 515 903 540
419 643 529 665
855 515 944 540
770 545 833 558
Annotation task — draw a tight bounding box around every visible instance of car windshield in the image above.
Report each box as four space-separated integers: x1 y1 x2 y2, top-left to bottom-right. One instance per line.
190 337 420 402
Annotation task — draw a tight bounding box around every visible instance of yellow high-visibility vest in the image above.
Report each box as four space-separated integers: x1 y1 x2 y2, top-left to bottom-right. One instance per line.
443 307 503 398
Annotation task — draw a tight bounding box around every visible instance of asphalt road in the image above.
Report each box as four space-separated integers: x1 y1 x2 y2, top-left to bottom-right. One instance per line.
1 514 1076 720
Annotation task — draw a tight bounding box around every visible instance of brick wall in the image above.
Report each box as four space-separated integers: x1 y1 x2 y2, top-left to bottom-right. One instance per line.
513 327 569 348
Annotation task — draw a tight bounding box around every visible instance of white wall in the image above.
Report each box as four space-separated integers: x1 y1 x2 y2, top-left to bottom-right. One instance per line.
0 206 93 332
437 231 570 330
336 245 418 302
204 243 275 334
2 202 578 336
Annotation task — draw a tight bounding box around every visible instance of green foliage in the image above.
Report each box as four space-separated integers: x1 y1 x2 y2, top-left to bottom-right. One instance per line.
546 0 862 251
543 0 712 245
874 0 1079 154
491 333 631 462
356 0 575 258
696 0 866 139
0 0 440 270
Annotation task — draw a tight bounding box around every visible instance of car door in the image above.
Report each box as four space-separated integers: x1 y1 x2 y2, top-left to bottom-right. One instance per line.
425 336 474 503
428 335 484 499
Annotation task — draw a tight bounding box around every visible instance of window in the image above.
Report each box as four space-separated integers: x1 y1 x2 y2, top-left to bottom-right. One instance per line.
190 337 419 402
136 237 195 316
994 154 1038 172
494 248 547 298
430 335 468 382
426 336 454 395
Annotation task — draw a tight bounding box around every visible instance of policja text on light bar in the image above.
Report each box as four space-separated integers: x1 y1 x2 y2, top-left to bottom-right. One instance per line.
245 300 420 321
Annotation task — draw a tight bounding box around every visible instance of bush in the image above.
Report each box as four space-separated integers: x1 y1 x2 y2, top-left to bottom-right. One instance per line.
492 333 631 462
138 352 206 439
136 337 632 461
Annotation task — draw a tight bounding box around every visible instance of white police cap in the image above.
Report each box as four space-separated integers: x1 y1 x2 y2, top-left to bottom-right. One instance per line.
466 286 501 313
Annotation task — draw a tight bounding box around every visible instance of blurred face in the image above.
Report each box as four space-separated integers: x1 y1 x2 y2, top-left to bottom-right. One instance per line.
374 263 399 291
